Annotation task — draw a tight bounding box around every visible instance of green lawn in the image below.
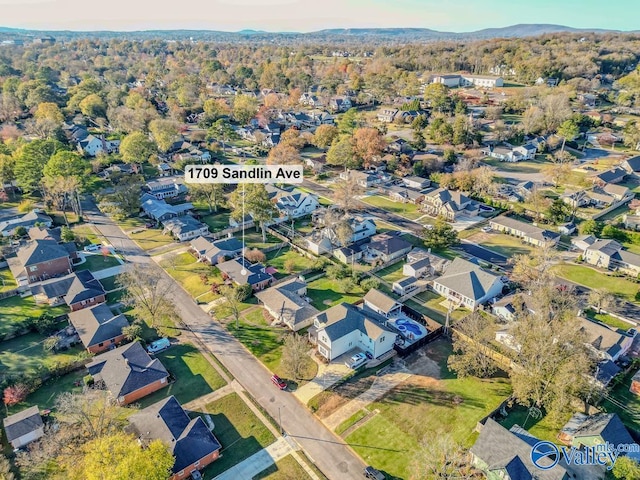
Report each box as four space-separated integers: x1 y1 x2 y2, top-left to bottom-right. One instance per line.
161 252 222 298
583 309 635 331
117 217 147 233
266 248 316 277
129 228 176 251
553 264 639 303
374 261 406 283
483 157 549 174
498 404 569 444
0 268 17 292
361 196 423 220
345 339 511 479
0 295 69 338
306 277 366 311
6 369 86 415
0 331 87 383
600 368 640 432
477 233 537 257
407 290 468 325
237 230 282 249
137 343 227 408
253 455 311 480
200 393 276 478
98 275 120 292
200 211 231 232
75 253 121 272
71 224 102 245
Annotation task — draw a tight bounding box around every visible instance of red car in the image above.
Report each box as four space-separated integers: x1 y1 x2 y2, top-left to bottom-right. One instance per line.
271 374 287 390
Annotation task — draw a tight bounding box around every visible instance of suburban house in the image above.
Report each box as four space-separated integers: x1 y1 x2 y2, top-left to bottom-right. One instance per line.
403 257 431 278
145 177 188 200
255 278 319 331
2 406 44 449
363 233 412 264
216 257 273 291
402 176 431 190
422 188 480 221
66 125 120 157
630 370 640 395
392 277 420 296
591 167 627 186
266 186 320 220
558 222 577 235
68 303 130 354
141 193 194 222
329 96 352 112
433 258 504 310
86 341 169 405
582 239 640 277
624 204 640 230
28 226 62 243
407 248 450 273
128 396 222 480
190 236 244 265
8 239 75 285
377 109 399 123
31 270 106 310
482 143 537 162
333 245 364 265
385 185 425 204
362 288 402 318
489 215 561 248
306 214 377 253
491 293 535 322
471 418 570 480
558 413 637 456
339 170 384 188
579 317 634 362
622 155 640 177
0 210 53 237
162 216 209 242
309 303 397 361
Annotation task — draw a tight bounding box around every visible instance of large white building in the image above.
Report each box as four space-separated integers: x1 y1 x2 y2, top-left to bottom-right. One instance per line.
430 74 504 88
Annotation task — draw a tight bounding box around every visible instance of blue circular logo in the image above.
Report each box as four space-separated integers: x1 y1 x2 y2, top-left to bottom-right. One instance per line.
530 441 560 470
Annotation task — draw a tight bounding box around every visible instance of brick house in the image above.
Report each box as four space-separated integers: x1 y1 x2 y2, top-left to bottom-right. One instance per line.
86 342 169 405
31 270 106 310
68 303 129 353
128 396 222 480
9 239 75 285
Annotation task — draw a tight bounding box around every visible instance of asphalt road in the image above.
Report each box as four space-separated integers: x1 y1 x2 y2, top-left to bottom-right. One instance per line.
81 198 367 480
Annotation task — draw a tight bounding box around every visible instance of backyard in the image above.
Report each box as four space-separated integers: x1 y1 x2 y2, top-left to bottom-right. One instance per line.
265 247 316 278
374 261 406 284
600 367 640 432
474 232 536 257
306 276 366 311
200 392 276 478
5 369 86 415
98 275 120 292
498 404 569 444
160 251 222 298
406 290 468 325
137 343 227 408
0 268 17 292
236 230 282 249
0 295 69 338
200 210 232 232
553 264 639 303
361 195 424 221
343 339 511 479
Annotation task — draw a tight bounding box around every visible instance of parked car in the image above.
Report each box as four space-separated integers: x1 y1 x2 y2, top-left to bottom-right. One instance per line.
481 226 492 233
147 337 171 354
271 374 287 390
346 352 368 369
84 243 102 252
364 466 385 480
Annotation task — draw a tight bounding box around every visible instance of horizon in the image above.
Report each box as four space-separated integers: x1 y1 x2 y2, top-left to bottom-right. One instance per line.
0 0 638 33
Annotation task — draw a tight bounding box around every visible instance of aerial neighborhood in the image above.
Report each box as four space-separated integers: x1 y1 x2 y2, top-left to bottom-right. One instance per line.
2 14 640 480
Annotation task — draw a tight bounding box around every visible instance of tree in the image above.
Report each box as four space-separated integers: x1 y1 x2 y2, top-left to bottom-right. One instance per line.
232 94 258 124
13 139 63 194
284 258 296 274
336 108 359 135
542 162 572 188
352 127 386 168
312 124 339 149
335 220 354 247
546 198 570 224
202 98 230 123
448 312 498 378
541 93 573 133
219 285 244 328
557 119 580 153
207 119 237 152
0 454 15 480
122 324 143 341
579 219 603 236
230 184 277 243
423 218 458 250
326 135 358 169
602 225 629 242
612 456 640 480
281 333 310 380
423 83 451 113
69 432 174 480
33 102 64 138
410 434 475 480
527 186 551 223
117 264 176 331
42 175 81 226
3 384 29 408
44 150 86 180
60 226 75 243
360 277 380 291
588 288 618 314
266 143 300 165
332 177 364 213
189 183 224 213
120 132 157 167
96 175 144 220
0 153 15 198
79 93 106 119
149 119 179 153
245 248 266 263
509 247 557 289
279 128 307 150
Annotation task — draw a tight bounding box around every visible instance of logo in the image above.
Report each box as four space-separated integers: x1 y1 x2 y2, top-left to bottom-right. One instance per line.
530 441 560 470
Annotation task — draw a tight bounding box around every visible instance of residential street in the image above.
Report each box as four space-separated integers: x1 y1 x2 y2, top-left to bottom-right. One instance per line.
81 197 367 480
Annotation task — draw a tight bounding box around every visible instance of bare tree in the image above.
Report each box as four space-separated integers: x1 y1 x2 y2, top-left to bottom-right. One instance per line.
332 177 364 213
588 289 619 314
219 285 244 328
281 333 311 380
335 220 354 247
448 312 498 378
410 434 475 480
509 246 557 290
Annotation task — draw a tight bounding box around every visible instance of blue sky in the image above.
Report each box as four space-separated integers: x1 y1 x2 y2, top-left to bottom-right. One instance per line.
0 0 637 32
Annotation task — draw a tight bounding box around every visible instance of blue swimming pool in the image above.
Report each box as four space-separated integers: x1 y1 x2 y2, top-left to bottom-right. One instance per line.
392 318 427 340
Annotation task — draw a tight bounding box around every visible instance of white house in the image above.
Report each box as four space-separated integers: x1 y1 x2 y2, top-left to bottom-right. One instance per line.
310 303 397 361
266 186 320 220
403 257 431 278
145 177 188 200
2 406 44 449
392 277 419 296
362 288 402 318
161 216 209 242
255 279 319 331
432 258 504 310
402 176 431 190
0 210 53 237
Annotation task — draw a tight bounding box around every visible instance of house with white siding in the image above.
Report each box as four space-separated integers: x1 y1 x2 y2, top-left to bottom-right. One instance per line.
432 258 504 310
2 406 44 449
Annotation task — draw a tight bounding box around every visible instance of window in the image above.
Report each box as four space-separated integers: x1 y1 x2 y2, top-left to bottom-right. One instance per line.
110 339 116 343
98 342 104 347
380 336 385 343
29 266 38 272
161 377 167 384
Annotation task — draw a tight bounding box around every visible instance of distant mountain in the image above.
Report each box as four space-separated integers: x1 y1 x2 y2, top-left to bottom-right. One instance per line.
0 24 627 43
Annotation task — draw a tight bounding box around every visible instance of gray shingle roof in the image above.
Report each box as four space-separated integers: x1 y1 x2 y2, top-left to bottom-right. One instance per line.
17 239 71 266
314 303 394 342
367 235 412 257
572 413 634 446
255 279 319 328
2 406 43 443
86 342 168 398
363 288 399 314
128 396 221 473
436 258 501 302
69 303 129 348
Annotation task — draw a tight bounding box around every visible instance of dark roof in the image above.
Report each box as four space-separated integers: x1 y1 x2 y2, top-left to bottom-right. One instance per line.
17 239 71 266
2 406 43 442
435 258 502 302
217 257 273 286
69 303 129 348
367 234 412 257
86 342 168 399
128 396 221 473
596 360 621 385
314 303 394 342
594 167 627 183
28 226 62 242
65 270 105 304
573 413 635 446
625 155 640 172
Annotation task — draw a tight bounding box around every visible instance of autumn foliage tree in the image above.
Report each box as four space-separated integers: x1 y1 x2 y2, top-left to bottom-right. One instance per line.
352 127 386 168
3 383 29 408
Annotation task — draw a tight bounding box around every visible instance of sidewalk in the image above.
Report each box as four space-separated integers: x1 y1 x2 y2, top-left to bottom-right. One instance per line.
91 264 126 279
213 437 294 480
182 382 237 411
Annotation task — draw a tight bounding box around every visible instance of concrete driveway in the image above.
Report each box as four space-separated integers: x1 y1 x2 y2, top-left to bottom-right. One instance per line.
294 354 353 405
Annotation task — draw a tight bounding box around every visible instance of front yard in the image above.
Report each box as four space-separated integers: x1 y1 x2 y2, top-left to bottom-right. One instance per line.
160 252 222 298
361 195 424 220
0 295 69 338
200 392 276 478
129 227 176 251
306 277 366 311
0 268 17 292
474 232 537 257
75 253 122 272
553 264 639 303
254 455 312 480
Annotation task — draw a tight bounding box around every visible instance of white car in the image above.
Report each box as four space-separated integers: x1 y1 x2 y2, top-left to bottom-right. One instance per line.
147 338 171 353
84 243 102 252
345 353 368 369
481 226 492 233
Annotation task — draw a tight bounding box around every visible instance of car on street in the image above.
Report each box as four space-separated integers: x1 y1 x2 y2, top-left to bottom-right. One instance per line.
481 225 492 233
271 374 287 390
346 352 368 369
84 243 102 252
147 337 171 354
364 466 385 480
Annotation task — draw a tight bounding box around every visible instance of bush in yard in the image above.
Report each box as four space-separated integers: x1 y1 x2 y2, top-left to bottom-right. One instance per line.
13 226 27 238
284 258 296 274
83 375 94 387
245 248 266 263
3 383 29 407
359 277 380 291
29 312 60 335
237 283 253 301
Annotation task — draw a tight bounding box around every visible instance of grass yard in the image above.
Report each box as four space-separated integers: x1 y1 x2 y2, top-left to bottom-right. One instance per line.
0 331 87 383
498 404 569 444
6 369 86 415
407 290 468 325
552 264 639 303
361 195 423 220
200 393 276 478
374 261 406 284
0 268 17 292
137 343 227 408
236 230 282 249
71 223 102 245
129 228 176 251
98 275 120 292
584 309 635 331
253 455 311 480
117 216 147 232
483 157 549 174
345 339 511 480
75 253 121 272
266 248 316 277
0 295 69 338
200 211 231 232
161 252 222 298
478 233 537 257
306 277 366 311
600 368 640 432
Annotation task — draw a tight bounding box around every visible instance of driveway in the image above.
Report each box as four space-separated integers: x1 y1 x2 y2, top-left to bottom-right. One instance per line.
294 354 353 405
80 196 368 480
213 436 295 480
